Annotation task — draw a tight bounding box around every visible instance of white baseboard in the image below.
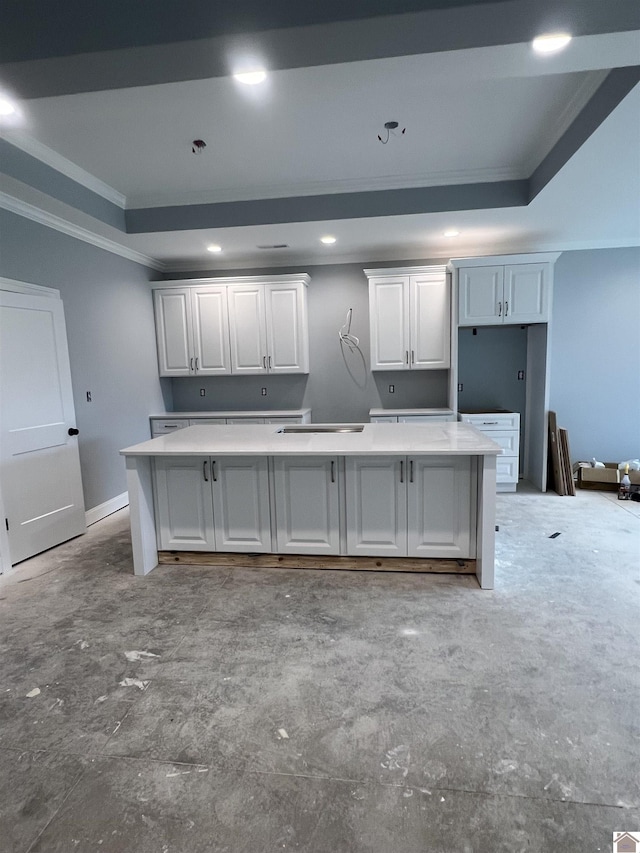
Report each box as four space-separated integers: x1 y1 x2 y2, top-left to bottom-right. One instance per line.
85 491 129 527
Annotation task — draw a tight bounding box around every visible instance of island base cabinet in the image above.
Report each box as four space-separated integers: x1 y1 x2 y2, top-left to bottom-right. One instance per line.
345 457 407 556
345 456 473 558
407 458 473 558
273 456 340 554
154 457 215 550
211 457 272 552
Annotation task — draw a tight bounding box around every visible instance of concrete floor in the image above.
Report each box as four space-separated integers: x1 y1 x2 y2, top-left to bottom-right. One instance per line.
0 488 638 853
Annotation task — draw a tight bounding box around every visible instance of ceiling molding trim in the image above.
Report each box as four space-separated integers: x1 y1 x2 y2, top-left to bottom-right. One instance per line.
126 180 529 234
126 166 523 210
0 131 126 207
0 190 166 271
529 65 640 202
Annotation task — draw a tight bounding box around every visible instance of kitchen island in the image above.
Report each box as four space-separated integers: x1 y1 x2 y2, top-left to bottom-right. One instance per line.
120 422 501 588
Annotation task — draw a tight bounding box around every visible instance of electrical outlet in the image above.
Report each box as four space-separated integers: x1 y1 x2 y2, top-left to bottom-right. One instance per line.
86 391 92 402
199 388 206 396
261 387 267 396
517 370 525 380
388 384 395 393
458 383 463 392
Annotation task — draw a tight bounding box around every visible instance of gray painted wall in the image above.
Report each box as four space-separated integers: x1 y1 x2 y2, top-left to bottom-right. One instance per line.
0 210 169 511
549 247 640 462
168 261 450 422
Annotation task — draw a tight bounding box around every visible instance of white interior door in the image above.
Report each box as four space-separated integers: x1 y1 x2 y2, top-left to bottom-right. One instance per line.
0 288 86 565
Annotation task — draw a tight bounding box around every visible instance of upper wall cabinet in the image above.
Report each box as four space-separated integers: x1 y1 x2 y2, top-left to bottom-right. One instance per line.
154 286 231 376
228 281 309 375
153 275 309 377
454 258 559 327
365 266 450 371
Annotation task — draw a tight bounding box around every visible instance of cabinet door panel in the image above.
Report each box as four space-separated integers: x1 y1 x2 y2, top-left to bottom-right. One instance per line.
273 457 340 554
458 267 503 326
504 264 549 323
410 274 450 368
154 457 215 550
212 457 271 552
407 457 472 558
192 288 231 375
345 457 407 556
153 289 193 376
369 278 409 370
228 286 267 374
265 284 309 373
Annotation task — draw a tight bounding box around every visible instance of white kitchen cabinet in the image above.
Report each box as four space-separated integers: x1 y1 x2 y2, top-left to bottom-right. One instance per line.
345 457 407 556
227 281 309 375
457 263 550 326
366 266 450 371
407 457 472 558
459 411 520 492
345 455 473 558
150 418 190 437
211 456 271 552
154 456 215 550
273 456 340 554
153 287 231 376
369 408 455 424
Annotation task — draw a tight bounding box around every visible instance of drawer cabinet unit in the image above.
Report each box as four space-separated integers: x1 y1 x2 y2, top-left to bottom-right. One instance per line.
459 411 520 492
150 410 311 437
345 456 473 558
369 409 455 424
150 418 190 438
456 263 550 326
366 266 450 371
153 286 231 376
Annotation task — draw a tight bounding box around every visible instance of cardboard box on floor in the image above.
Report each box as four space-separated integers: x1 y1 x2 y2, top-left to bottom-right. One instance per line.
575 462 640 491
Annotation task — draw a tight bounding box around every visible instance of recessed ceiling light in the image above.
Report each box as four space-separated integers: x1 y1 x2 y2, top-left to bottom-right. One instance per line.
443 229 460 237
206 244 222 253
532 33 572 54
320 235 336 245
233 70 267 85
0 96 17 116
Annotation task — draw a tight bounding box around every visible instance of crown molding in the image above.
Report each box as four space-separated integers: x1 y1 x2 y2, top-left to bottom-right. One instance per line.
126 166 522 210
0 191 166 271
0 130 126 208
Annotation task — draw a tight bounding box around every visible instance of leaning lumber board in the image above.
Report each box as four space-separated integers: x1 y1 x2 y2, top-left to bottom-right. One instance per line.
158 551 475 574
548 411 566 495
559 427 576 496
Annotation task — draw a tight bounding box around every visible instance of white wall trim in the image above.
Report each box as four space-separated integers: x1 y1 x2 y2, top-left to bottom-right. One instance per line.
85 491 129 527
1 130 127 208
0 191 166 271
0 276 61 298
154 272 311 288
363 264 448 277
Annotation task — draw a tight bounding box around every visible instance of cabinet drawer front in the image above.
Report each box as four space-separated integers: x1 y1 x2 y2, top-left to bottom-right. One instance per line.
496 456 519 483
398 415 456 423
189 418 227 425
370 416 398 423
151 419 190 434
459 413 519 430
488 430 519 455
226 418 264 424
263 417 303 424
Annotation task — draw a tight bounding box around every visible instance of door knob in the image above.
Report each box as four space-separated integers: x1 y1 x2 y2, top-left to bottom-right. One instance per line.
68 427 79 436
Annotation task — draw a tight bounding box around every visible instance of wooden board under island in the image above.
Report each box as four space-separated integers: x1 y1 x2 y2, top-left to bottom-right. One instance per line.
120 422 501 589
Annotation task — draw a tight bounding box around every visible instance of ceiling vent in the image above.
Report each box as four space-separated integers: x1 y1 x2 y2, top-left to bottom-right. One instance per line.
257 243 289 249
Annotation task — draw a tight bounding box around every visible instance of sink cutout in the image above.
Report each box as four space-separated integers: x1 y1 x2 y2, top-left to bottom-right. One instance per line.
277 426 364 434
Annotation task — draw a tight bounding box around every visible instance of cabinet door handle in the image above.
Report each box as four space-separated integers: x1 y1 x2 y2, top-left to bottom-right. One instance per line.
410 460 414 483
482 421 499 425
331 460 335 483
505 301 509 316
498 301 502 317
190 357 194 372
263 355 267 369
411 350 415 364
405 350 409 365
203 460 208 482
400 460 404 483
195 357 199 371
212 461 217 482
268 355 272 369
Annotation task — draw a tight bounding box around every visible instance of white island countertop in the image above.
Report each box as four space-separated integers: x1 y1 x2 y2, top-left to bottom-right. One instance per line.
121 422 502 457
